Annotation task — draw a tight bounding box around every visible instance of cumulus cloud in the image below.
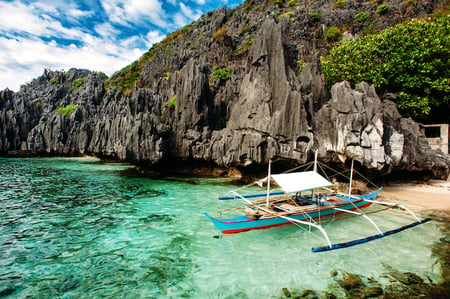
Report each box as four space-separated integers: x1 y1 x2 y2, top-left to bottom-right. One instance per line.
101 0 167 27
0 0 244 91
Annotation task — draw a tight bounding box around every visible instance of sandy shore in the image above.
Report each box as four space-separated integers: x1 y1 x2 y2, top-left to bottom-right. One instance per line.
379 178 450 213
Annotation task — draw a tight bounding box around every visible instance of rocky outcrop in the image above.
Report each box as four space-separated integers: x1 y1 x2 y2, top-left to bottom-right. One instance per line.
1 0 449 179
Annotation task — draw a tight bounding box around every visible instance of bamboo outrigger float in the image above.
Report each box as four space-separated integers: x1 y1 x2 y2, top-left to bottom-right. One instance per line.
203 156 431 252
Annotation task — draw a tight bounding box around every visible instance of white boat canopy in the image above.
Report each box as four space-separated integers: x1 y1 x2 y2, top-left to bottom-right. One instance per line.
270 171 333 193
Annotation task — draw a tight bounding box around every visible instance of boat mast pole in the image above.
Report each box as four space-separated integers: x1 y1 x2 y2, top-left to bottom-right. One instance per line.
313 150 318 201
266 137 271 208
348 159 354 197
266 159 271 208
313 150 318 172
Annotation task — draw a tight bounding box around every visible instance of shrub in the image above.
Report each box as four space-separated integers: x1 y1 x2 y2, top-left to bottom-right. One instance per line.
355 12 370 22
237 36 254 53
198 35 205 42
56 104 79 118
377 4 389 14
321 15 450 119
288 0 297 7
326 26 341 40
308 12 321 22
211 66 232 81
335 0 347 8
210 66 232 89
167 95 176 109
279 11 295 22
71 78 85 91
240 26 251 35
213 26 228 40
49 77 59 84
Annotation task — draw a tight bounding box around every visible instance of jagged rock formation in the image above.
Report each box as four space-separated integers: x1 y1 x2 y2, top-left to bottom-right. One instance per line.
1 0 449 179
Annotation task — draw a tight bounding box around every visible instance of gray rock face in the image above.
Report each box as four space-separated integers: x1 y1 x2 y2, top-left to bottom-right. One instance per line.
1 0 449 179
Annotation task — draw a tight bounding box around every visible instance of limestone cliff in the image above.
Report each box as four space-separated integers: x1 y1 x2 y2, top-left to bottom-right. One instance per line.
1 0 449 179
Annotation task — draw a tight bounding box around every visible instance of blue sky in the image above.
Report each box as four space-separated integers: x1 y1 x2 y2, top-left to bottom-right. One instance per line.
0 0 243 91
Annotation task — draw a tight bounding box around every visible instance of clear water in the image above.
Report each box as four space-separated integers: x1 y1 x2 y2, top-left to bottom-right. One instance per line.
0 157 443 298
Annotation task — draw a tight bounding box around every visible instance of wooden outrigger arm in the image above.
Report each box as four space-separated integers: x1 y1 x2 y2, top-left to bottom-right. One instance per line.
332 207 384 235
359 198 421 221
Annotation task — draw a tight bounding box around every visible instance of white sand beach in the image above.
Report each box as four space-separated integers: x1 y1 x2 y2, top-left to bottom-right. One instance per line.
379 178 450 213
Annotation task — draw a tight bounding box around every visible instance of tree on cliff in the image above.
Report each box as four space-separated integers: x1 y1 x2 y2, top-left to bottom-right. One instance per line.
321 14 449 122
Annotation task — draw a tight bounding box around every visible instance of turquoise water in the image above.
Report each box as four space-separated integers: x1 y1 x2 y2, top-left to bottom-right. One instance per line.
0 157 443 298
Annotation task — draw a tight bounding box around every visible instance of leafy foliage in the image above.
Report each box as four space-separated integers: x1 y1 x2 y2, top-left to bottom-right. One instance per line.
167 95 176 109
307 12 321 22
237 36 254 53
160 95 177 122
210 66 232 89
279 11 295 22
211 66 232 81
377 4 389 15
71 78 85 91
321 15 450 119
288 0 298 7
56 104 79 118
326 26 341 40
49 77 59 84
106 22 198 93
335 0 347 8
355 12 370 23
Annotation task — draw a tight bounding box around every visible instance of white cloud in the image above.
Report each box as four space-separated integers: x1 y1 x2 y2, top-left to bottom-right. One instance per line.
0 0 245 91
146 30 166 48
179 2 202 20
0 34 144 91
101 0 168 27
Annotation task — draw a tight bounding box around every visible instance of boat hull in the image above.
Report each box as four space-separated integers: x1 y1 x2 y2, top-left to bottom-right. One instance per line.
204 189 380 234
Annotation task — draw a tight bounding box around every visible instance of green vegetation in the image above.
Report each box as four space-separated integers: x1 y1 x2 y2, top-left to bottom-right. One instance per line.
240 25 251 35
167 95 177 109
210 66 232 89
279 11 295 22
377 4 390 15
49 77 59 84
297 59 307 76
56 104 79 118
355 12 370 23
335 0 347 8
160 95 177 122
71 78 85 91
106 21 198 93
288 0 297 7
237 36 254 53
308 12 321 22
211 66 232 81
321 15 450 119
326 26 341 40
213 26 228 40
198 35 205 42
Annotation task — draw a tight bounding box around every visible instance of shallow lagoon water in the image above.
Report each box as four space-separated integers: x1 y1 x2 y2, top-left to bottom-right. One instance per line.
0 157 443 297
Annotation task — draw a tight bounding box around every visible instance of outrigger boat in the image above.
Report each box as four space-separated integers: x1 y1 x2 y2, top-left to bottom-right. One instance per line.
203 157 431 252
